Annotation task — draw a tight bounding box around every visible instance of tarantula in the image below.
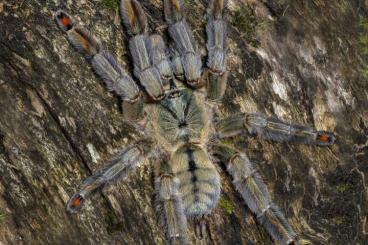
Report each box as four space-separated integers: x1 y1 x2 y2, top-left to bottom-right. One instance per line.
55 0 335 244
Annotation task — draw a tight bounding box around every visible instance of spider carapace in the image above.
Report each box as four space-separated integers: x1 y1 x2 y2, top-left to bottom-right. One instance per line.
55 0 335 244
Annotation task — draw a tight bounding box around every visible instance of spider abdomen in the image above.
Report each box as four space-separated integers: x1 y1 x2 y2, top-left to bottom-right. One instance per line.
170 145 221 218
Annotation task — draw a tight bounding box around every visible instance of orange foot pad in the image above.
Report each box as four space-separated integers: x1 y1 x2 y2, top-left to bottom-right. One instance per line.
56 11 73 31
317 134 330 142
71 195 84 209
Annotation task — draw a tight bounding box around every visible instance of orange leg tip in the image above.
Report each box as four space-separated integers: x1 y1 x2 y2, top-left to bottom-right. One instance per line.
317 134 330 142
71 195 84 208
56 11 73 30
61 16 71 27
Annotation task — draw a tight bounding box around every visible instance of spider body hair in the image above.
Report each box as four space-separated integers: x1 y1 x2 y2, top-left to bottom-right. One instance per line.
213 144 296 244
128 34 165 101
169 45 185 81
55 10 75 31
148 89 220 218
91 51 140 102
56 1 337 243
206 0 227 75
257 205 297 245
122 96 145 121
164 0 202 86
66 144 149 213
206 70 228 101
155 172 188 245
55 10 100 58
169 145 221 218
120 0 148 35
217 113 336 146
228 154 271 213
155 90 209 146
121 0 165 101
55 10 141 102
66 27 101 58
210 0 227 20
146 34 173 83
164 0 185 24
245 114 336 145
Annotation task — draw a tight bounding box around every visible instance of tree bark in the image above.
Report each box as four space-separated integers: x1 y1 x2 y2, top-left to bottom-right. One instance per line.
0 0 367 244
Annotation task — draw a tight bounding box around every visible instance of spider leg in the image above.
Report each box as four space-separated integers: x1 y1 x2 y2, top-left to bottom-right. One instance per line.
212 144 297 245
169 44 185 82
122 96 145 121
164 0 203 87
54 10 144 121
120 0 165 101
193 215 210 240
146 34 173 90
167 44 191 91
155 161 188 245
216 113 336 146
206 0 228 101
66 140 153 213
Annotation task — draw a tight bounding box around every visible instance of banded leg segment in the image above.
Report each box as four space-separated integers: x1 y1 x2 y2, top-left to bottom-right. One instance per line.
120 0 165 101
169 45 185 82
206 0 227 75
216 113 336 146
164 0 202 86
212 144 296 244
206 0 228 101
66 140 153 213
146 34 173 88
155 162 188 245
55 10 140 103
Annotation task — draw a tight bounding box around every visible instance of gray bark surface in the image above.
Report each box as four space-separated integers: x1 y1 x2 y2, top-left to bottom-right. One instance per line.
0 0 367 244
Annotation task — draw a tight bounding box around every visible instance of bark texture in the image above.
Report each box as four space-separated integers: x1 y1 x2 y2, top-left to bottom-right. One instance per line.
0 0 367 244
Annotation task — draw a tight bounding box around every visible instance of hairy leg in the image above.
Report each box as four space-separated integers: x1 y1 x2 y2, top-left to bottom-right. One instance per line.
216 113 336 146
206 0 228 101
54 10 144 120
146 34 173 87
212 144 296 244
66 140 153 213
206 70 228 102
164 0 202 87
169 45 185 82
122 97 145 122
120 0 165 101
155 161 188 245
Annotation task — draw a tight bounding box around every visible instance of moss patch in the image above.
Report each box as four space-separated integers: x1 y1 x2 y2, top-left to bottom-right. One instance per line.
0 213 7 223
230 5 262 47
219 197 235 215
101 0 119 11
335 183 353 193
332 216 345 225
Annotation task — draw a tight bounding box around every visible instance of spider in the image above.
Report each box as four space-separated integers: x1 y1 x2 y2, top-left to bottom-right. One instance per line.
54 0 335 244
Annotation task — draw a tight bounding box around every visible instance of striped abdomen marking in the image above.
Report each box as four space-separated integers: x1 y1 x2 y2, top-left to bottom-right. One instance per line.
170 145 220 218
